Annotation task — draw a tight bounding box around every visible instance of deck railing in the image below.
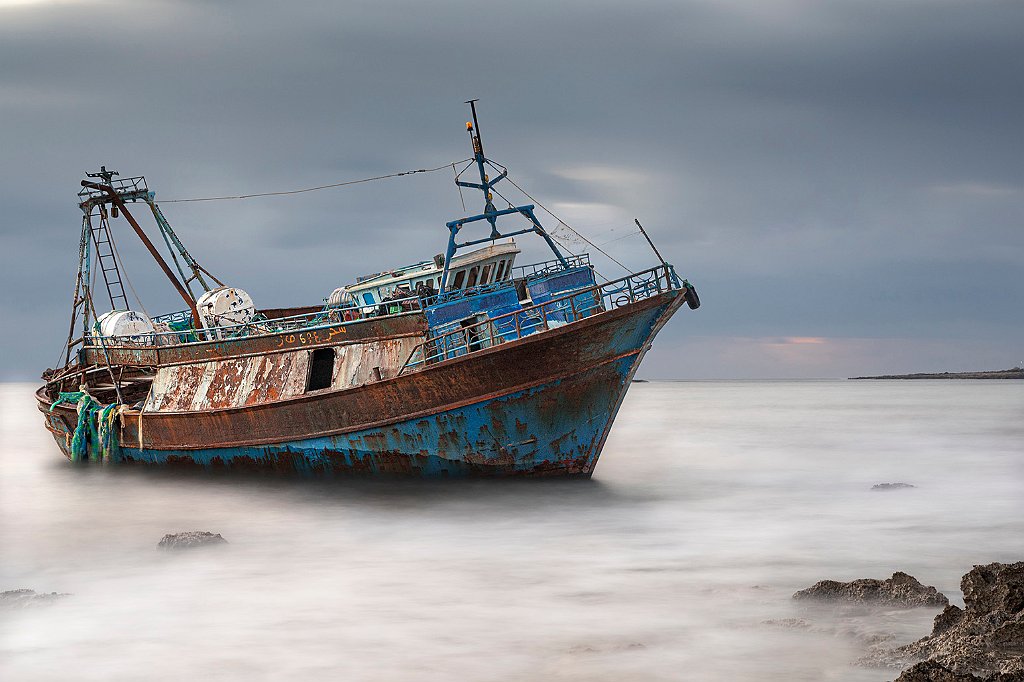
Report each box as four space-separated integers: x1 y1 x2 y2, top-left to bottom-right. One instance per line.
81 294 425 350
79 262 680 355
398 263 680 375
511 253 591 280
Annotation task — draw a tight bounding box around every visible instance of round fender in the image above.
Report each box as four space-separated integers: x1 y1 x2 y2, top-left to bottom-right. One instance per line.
684 285 701 310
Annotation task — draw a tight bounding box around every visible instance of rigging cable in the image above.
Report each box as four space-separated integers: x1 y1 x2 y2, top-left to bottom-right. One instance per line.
159 160 473 203
487 183 606 281
453 162 467 213
501 173 632 273
147 155 635 277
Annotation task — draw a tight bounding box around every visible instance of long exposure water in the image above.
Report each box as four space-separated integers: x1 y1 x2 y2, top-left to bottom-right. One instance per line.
2 380 1022 680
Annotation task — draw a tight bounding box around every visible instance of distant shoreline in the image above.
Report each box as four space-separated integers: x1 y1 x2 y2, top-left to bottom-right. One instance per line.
849 368 1024 380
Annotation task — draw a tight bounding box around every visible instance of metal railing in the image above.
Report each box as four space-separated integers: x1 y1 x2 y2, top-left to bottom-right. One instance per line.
511 253 591 280
81 260 679 354
83 293 426 349
398 263 680 375
78 175 150 205
427 278 516 306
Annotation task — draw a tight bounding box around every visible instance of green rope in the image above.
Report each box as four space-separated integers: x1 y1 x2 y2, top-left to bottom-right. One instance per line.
71 396 99 462
50 392 121 464
97 404 121 464
167 318 198 343
50 391 85 412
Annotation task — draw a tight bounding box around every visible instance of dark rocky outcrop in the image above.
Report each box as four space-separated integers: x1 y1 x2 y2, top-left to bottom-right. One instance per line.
793 572 949 608
1 589 70 609
894 661 986 681
873 483 917 491
158 531 228 549
866 562 1024 680
894 660 1024 681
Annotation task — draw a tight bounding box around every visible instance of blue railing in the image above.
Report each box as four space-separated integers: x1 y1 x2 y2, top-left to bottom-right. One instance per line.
511 253 591 280
398 263 680 374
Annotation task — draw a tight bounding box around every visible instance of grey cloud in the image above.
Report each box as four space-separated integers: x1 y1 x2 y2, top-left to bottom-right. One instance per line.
1 0 1021 379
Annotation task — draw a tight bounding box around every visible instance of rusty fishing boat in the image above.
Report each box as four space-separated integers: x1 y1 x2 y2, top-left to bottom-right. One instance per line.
36 103 700 476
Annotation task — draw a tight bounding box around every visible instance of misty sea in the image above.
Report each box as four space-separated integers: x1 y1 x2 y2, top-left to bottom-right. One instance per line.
2 380 1022 681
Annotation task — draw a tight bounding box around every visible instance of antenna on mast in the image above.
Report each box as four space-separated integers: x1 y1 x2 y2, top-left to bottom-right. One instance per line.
87 166 120 217
463 98 498 236
466 98 485 159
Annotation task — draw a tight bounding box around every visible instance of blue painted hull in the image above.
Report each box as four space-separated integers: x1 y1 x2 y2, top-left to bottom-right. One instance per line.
118 354 636 476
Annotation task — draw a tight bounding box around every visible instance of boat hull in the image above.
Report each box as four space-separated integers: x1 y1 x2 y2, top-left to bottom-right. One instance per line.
38 291 683 476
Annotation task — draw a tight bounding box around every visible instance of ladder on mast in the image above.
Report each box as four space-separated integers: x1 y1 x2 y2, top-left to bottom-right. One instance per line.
81 167 129 311
89 207 128 311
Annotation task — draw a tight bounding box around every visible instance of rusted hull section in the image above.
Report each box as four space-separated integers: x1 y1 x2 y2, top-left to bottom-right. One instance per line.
118 354 637 476
38 291 682 476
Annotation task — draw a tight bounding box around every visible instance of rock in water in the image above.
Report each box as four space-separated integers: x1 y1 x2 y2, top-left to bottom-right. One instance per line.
870 562 1024 679
158 531 228 550
873 483 917 491
793 571 949 607
1 589 70 609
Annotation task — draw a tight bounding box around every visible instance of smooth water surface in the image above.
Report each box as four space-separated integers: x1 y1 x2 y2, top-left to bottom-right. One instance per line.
2 381 1022 680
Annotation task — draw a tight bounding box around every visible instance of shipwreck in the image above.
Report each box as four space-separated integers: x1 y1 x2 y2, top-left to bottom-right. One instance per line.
36 103 700 476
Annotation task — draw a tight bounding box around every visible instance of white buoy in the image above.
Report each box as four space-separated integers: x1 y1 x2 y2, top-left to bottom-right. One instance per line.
95 310 156 341
196 287 256 331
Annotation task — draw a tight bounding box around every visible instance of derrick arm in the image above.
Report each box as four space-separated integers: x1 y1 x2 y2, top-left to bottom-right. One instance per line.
81 181 204 330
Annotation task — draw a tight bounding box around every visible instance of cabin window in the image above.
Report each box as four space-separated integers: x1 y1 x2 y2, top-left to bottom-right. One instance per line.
362 292 375 305
481 264 492 284
467 266 480 288
453 270 466 288
306 348 335 392
495 260 506 281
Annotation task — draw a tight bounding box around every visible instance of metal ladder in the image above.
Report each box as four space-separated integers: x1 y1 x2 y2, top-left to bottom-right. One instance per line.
90 209 128 311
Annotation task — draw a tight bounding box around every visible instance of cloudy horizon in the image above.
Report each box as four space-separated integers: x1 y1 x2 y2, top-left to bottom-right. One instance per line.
2 0 1021 380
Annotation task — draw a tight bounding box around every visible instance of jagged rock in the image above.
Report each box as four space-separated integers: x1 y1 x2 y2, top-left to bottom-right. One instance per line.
895 660 985 681
895 660 1024 681
1 589 70 609
933 606 965 635
158 531 228 550
793 572 949 608
869 562 1024 680
873 483 917 490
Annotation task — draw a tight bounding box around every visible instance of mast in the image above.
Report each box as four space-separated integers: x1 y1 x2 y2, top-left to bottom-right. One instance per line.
81 180 204 330
75 169 218 334
440 101 568 292
465 99 498 237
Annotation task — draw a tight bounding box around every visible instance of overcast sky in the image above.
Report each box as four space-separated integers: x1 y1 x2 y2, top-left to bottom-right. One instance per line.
1 0 1021 380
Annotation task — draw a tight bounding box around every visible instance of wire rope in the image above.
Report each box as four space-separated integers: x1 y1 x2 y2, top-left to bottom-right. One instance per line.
502 175 632 273
159 160 472 203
